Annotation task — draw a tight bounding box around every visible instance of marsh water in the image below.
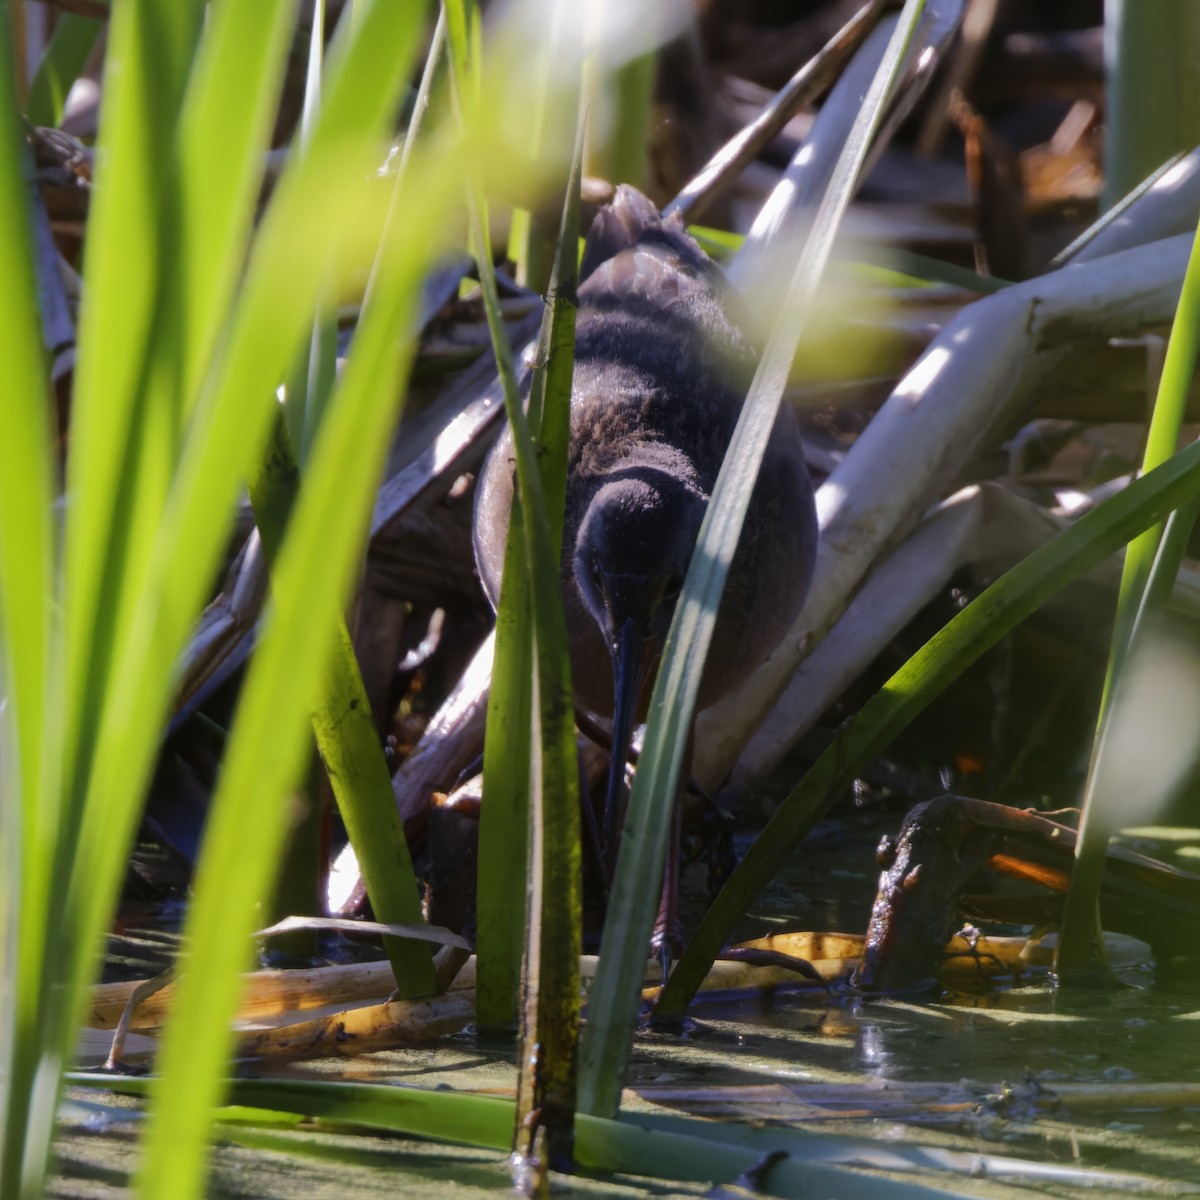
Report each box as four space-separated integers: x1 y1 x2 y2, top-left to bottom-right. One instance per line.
55 796 1200 1200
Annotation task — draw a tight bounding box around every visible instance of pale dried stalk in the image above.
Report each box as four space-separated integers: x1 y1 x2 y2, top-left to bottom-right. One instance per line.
695 232 1195 792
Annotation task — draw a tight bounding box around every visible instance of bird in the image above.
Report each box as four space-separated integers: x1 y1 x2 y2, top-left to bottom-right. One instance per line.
473 184 818 938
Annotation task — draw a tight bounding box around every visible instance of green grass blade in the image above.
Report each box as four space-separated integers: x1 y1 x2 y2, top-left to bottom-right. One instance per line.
504 1 562 292
64 0 429 1009
1099 224 1200 691
1104 0 1200 210
34 5 431 1192
173 0 299 409
137 132 462 1200
474 7 577 1037
1057 209 1200 977
287 1 341 461
656 434 1200 1019
1138 497 1200 619
471 175 579 1045
512 125 583 1166
578 0 928 1121
586 51 654 189
690 224 1008 294
445 0 582 1159
17 1 205 1191
271 4 339 948
247 413 434 996
0 14 53 902
60 160 401 1095
79 1073 966 1199
868 247 1011 293
477 497 534 1032
0 14 57 1197
60 0 205 836
526 133 583 552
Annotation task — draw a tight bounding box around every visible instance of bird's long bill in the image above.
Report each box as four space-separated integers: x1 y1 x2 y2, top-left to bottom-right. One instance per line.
604 617 647 850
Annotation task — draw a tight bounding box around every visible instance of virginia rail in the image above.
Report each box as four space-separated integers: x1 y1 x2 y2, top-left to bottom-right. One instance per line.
474 185 817 915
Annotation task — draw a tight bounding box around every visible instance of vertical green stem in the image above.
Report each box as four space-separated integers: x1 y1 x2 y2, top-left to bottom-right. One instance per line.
1105 0 1200 209
248 412 434 995
586 51 655 189
1058 212 1200 978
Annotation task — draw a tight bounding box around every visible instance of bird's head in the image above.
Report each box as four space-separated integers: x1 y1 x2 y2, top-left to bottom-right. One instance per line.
571 453 707 845
573 472 705 646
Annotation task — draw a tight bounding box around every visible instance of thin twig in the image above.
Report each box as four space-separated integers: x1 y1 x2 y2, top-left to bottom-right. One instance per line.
664 1 887 224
